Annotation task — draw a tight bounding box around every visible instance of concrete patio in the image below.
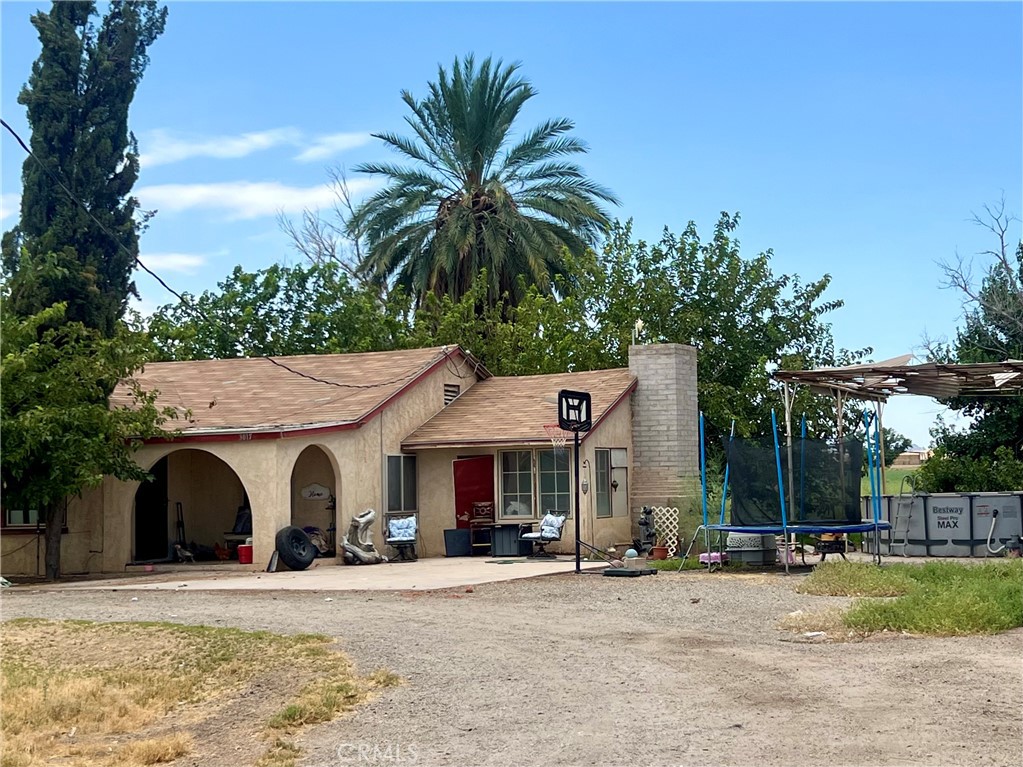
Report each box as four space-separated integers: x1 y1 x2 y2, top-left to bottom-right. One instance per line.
27 556 606 592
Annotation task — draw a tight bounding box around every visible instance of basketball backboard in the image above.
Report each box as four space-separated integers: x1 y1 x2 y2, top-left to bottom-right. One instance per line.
557 389 592 432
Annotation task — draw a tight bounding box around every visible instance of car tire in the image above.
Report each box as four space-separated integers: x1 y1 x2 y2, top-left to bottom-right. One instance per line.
275 525 315 571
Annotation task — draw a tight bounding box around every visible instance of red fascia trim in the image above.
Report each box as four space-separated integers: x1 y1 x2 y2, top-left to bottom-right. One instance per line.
139 350 461 445
402 377 638 451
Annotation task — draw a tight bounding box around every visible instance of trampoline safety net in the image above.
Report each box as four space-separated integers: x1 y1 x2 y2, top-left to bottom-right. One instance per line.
726 437 863 526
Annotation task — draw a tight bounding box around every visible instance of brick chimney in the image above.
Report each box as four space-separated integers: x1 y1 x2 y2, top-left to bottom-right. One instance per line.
628 344 700 512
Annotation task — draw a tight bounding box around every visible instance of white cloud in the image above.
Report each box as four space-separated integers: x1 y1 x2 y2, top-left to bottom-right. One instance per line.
140 127 302 167
294 132 373 163
138 251 209 274
136 179 380 220
139 128 374 167
1 193 20 224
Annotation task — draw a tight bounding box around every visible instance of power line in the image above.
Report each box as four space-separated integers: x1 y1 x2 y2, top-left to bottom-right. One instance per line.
2 117 203 314
2 118 482 392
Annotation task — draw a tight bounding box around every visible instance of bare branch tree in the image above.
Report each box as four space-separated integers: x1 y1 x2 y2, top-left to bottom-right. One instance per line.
938 195 1023 359
277 166 371 287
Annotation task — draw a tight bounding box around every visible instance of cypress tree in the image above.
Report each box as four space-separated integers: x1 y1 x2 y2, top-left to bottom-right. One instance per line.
2 1 167 337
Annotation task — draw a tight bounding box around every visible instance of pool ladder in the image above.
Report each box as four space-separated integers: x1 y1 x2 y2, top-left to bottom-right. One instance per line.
889 474 916 557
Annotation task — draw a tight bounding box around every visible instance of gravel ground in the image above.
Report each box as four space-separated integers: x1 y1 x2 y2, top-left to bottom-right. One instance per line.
3 570 1021 767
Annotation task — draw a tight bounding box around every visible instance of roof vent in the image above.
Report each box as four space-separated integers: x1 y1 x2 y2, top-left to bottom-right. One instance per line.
444 383 460 406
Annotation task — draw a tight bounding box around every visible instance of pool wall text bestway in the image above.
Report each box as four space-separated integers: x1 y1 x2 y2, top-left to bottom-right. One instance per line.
862 492 1022 557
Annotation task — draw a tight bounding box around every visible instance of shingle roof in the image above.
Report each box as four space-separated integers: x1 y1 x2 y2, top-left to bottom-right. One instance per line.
112 346 473 435
401 368 637 449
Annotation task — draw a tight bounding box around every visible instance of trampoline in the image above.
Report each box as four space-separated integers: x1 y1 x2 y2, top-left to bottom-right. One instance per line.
691 409 890 573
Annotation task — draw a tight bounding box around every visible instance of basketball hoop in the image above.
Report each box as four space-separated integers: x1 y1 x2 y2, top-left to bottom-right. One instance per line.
543 423 572 453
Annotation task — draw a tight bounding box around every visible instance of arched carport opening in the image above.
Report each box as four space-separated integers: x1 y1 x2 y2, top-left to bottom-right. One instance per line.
132 449 249 563
290 445 339 557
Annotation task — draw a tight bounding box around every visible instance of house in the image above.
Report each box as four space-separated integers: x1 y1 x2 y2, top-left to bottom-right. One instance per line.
0 343 698 576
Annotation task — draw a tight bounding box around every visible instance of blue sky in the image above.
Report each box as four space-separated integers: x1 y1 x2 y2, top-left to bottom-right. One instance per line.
2 1 1021 444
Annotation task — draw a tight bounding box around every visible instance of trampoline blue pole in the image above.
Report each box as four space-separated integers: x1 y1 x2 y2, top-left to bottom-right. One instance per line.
700 411 708 527
771 409 788 529
720 420 735 525
864 411 879 523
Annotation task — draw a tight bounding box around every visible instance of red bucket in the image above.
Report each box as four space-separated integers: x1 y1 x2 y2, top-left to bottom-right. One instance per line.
237 544 253 565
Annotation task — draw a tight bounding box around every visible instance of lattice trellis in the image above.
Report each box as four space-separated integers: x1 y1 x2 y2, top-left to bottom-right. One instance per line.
650 506 681 557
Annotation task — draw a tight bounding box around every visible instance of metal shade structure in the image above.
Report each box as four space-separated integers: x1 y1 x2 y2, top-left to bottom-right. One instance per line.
772 356 1023 402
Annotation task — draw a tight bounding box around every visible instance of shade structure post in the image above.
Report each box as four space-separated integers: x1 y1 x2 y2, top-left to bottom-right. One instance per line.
783 383 796 528
876 400 888 497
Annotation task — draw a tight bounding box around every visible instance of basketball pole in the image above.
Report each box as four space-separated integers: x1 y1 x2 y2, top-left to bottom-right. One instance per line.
574 430 581 574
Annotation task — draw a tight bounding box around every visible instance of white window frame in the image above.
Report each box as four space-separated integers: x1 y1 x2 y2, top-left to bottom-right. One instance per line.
499 449 573 520
499 450 534 519
386 454 418 513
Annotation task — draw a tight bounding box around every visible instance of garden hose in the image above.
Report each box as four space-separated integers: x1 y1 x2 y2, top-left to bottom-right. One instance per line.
986 509 1005 555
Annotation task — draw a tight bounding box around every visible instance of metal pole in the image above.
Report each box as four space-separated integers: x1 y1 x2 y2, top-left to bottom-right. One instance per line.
784 384 795 528
771 409 790 574
876 400 888 495
574 430 581 574
699 412 708 527
720 420 735 525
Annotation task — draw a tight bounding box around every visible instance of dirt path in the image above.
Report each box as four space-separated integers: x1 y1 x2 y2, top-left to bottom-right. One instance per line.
3 571 1021 766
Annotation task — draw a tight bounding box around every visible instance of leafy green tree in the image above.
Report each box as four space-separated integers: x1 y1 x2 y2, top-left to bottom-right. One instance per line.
1 301 175 579
350 54 618 308
406 265 606 376
919 202 1023 491
880 428 913 468
2 0 167 337
584 216 870 450
146 262 411 360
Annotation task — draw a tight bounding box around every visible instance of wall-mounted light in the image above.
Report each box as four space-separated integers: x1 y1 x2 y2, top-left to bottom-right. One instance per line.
581 459 590 494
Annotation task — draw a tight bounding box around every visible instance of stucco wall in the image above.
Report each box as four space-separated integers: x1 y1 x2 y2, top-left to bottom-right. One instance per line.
581 397 635 551
1 484 105 577
410 395 634 558
1 353 480 576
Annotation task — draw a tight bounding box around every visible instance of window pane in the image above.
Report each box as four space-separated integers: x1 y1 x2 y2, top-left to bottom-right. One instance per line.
503 452 517 472
387 456 402 512
518 451 531 471
403 456 417 511
595 449 611 518
554 452 569 472
540 472 555 493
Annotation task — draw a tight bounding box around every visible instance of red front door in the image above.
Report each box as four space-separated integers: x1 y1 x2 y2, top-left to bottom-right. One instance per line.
452 456 495 529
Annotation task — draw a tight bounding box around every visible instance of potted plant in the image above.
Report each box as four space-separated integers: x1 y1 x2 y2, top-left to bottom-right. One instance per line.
649 535 669 560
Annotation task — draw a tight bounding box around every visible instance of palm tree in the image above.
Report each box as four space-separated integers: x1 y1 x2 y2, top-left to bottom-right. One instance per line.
351 54 619 307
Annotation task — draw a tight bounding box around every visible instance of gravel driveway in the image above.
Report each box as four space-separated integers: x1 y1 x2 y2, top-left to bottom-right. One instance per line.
3 570 1021 767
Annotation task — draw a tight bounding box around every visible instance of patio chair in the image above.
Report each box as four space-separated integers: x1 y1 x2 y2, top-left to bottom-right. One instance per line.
518 512 567 559
385 513 418 562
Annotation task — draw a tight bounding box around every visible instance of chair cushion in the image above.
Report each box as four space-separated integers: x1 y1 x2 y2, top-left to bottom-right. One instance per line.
521 531 542 539
540 513 566 539
387 515 417 542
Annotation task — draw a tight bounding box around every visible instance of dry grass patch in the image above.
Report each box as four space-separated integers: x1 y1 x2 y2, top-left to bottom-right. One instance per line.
255 738 302 767
779 606 848 634
0 619 396 767
118 734 193 765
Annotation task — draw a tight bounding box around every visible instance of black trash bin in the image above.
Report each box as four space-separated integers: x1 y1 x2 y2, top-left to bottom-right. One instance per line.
444 528 472 557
